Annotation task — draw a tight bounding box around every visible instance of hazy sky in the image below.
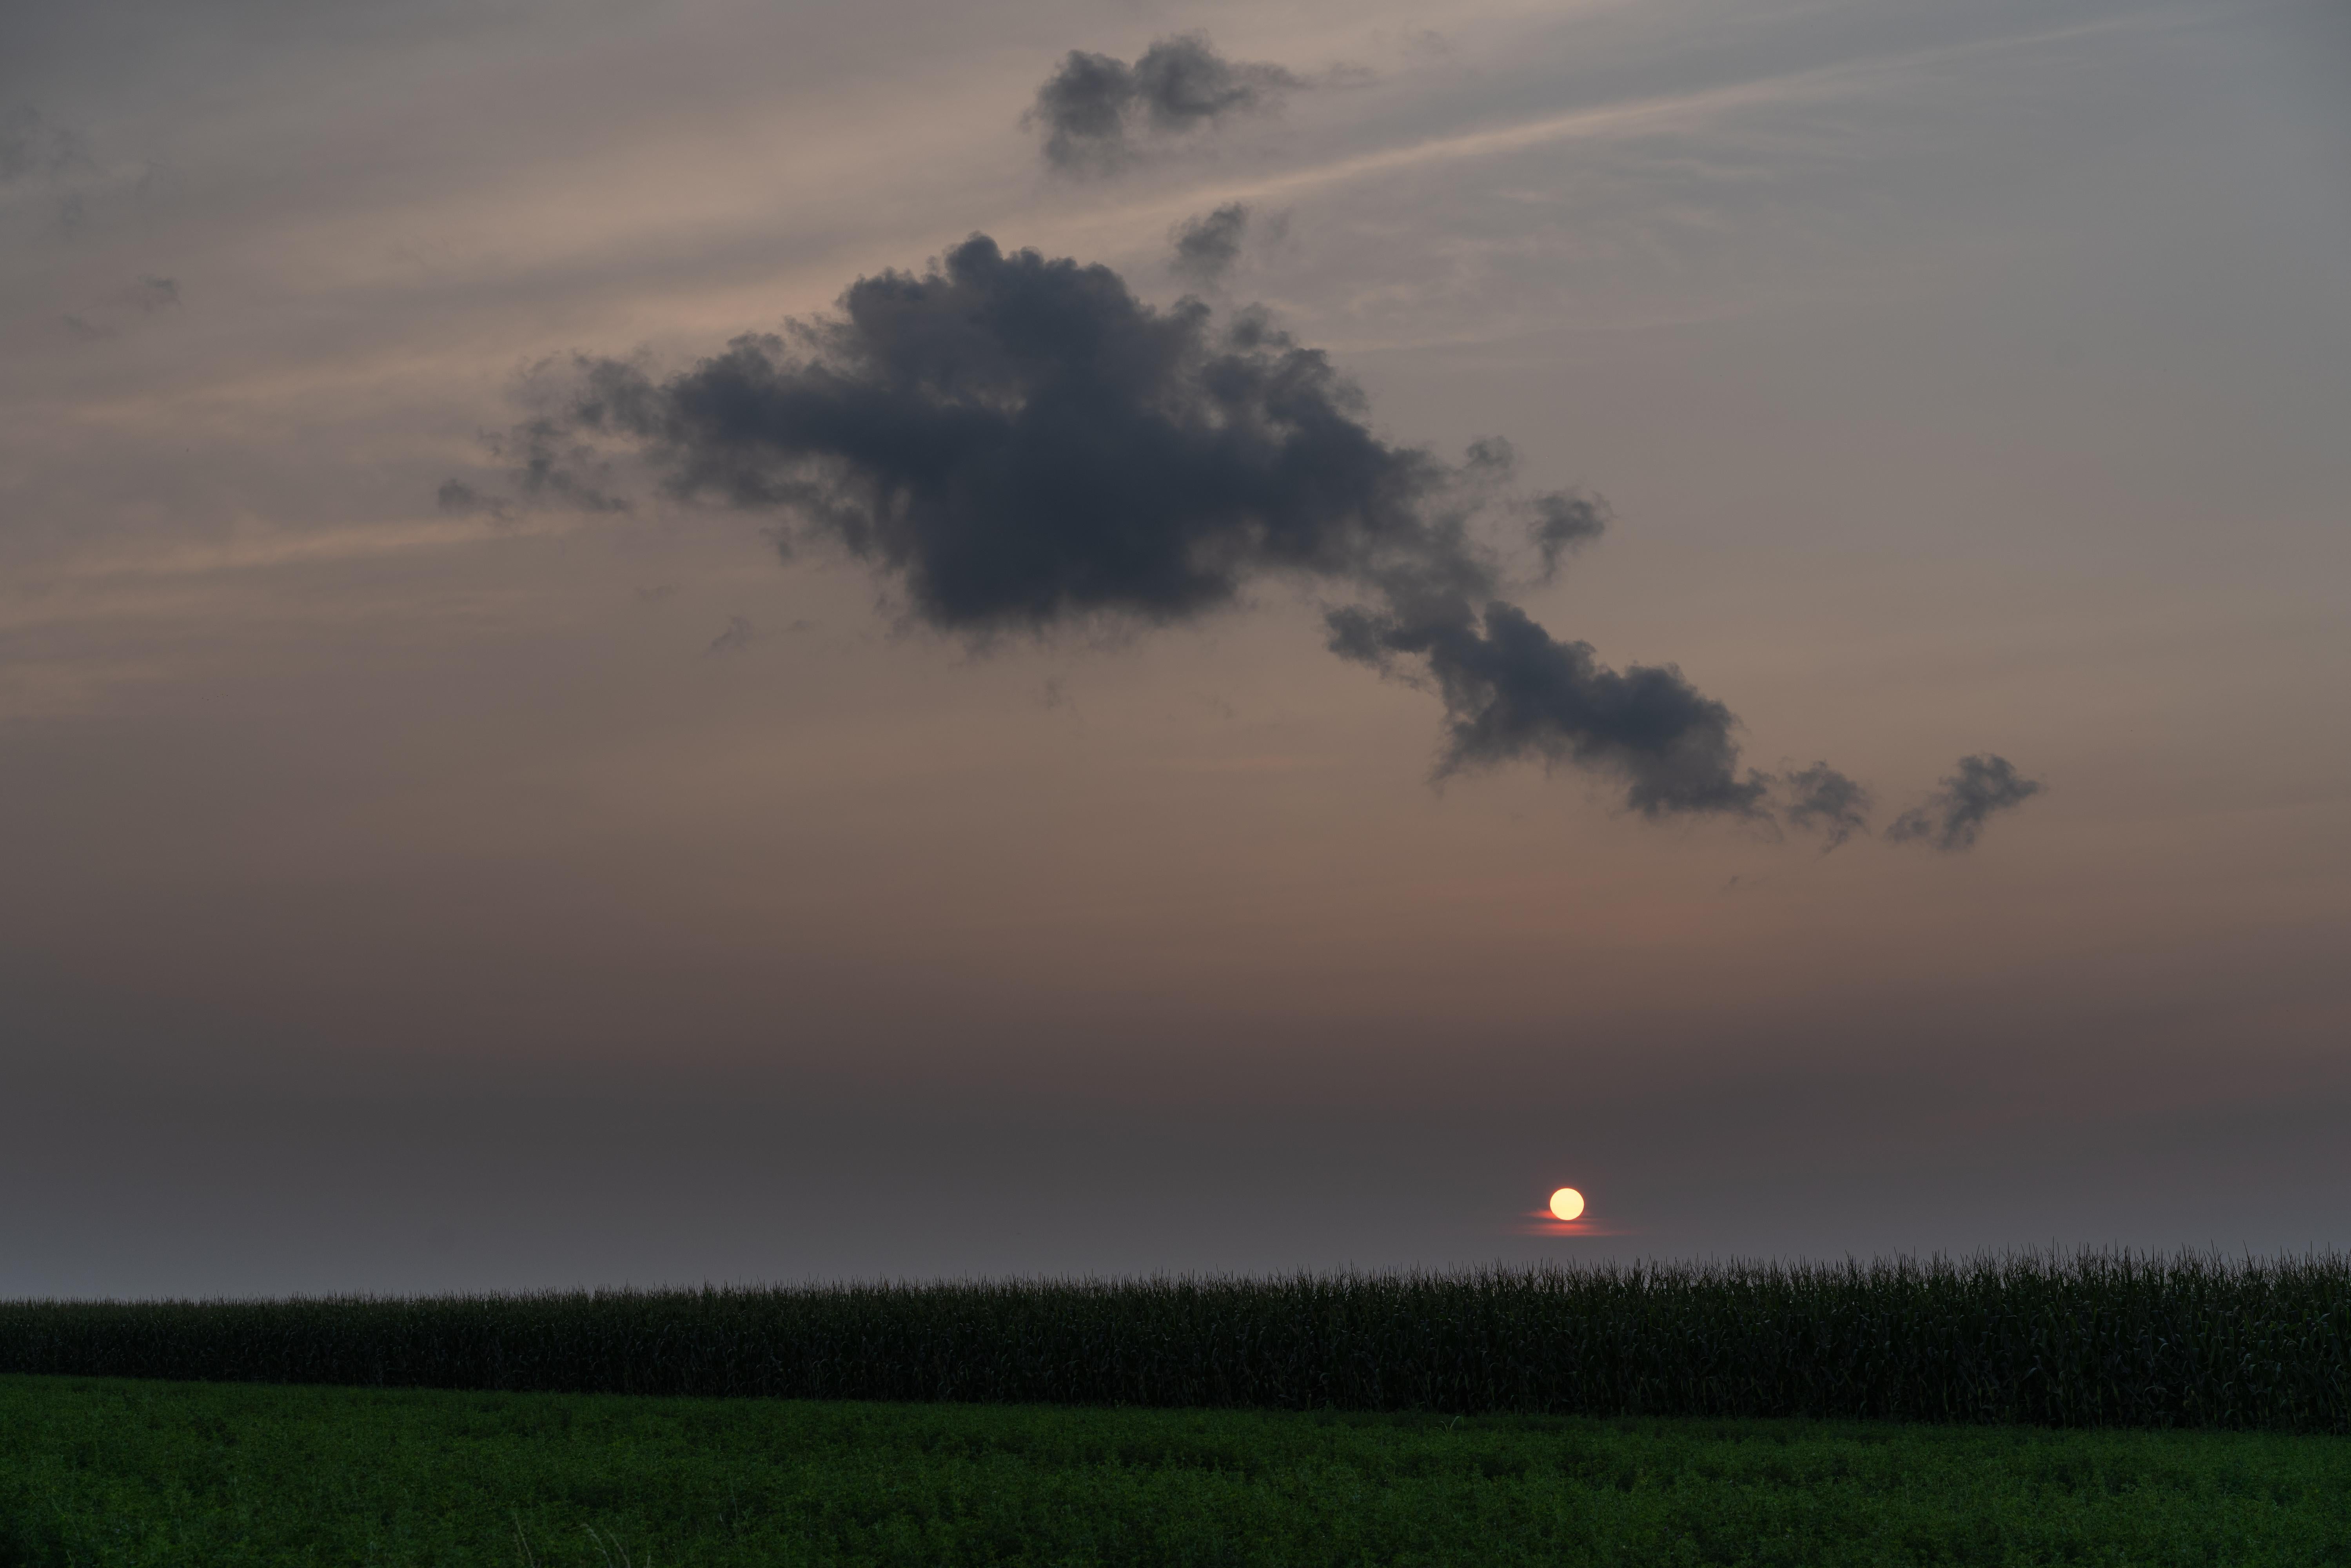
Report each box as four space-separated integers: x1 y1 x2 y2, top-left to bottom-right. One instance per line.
4 0 2346 1298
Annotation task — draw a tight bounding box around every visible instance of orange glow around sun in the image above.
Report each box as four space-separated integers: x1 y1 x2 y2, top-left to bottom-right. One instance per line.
1517 1184 1622 1236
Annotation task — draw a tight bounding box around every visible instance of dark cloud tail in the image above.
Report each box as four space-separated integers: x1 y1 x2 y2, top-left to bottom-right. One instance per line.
1329 598 1767 817
1782 762 1872 850
1887 754 2042 851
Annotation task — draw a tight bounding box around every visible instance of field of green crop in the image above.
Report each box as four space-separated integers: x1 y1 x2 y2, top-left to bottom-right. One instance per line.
5 1253 2346 1431
5 1374 2348 1566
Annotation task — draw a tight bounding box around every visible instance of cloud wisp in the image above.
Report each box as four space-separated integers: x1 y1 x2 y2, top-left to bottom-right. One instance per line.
706 615 755 656
1028 35 1302 173
1886 754 2042 852
0 107 87 184
1528 492 1609 584
452 234 2024 842
57 275 182 343
1169 202 1252 285
1783 762 1873 851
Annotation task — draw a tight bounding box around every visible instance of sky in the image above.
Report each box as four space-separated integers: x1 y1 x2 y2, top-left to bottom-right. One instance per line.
2 0 2346 1298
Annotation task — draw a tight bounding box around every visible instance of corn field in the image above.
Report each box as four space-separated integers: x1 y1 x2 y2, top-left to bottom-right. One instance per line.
4 1252 2345 1431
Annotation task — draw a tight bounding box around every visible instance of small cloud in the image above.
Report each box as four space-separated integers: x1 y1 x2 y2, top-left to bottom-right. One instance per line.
58 276 189 342
444 386 639 521
1781 762 1871 851
1463 437 1516 479
497 415 633 514
634 583 680 604
1886 753 2042 852
1028 34 1302 173
1170 203 1251 285
0 107 88 183
1528 491 1609 582
2 109 167 240
435 479 512 523
706 615 754 655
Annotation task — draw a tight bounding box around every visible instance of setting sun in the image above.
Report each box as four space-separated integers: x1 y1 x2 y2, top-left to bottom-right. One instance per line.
1549 1187 1586 1223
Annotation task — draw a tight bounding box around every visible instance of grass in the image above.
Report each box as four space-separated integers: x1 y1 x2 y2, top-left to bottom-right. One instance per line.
4 1374 2349 1567
5 1253 2347 1431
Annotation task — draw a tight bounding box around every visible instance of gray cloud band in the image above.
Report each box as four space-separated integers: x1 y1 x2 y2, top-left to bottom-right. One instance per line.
456 234 2026 843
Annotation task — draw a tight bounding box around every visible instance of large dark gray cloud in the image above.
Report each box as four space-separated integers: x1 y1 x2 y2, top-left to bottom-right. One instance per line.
470 234 1877 822
547 236 1473 633
1028 35 1301 172
1886 754 2042 851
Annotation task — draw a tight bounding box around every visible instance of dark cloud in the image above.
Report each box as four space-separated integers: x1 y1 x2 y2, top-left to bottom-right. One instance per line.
1028 35 1301 172
1529 491 1609 582
464 234 1816 821
1134 35 1298 132
1327 599 1767 816
1886 754 2042 852
138 275 179 309
1783 762 1872 850
1170 203 1250 285
539 236 1473 633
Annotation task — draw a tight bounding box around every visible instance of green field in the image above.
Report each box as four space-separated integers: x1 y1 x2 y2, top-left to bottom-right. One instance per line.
3 1375 2347 1567
7 1254 2347 1430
